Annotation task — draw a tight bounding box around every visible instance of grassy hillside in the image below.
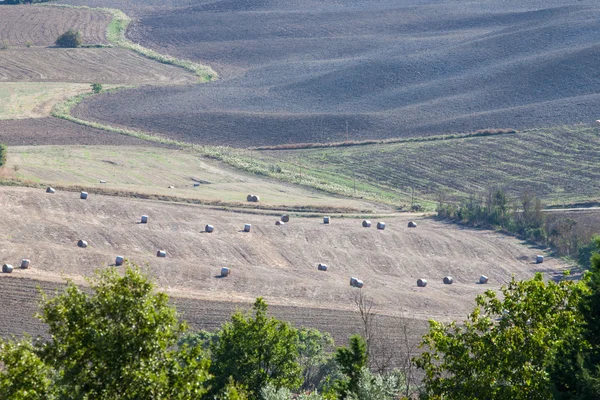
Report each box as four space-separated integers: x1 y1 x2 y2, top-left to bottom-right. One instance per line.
260 125 600 206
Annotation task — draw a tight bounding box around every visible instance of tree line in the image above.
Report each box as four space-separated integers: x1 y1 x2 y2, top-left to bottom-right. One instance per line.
437 188 597 268
2 242 600 399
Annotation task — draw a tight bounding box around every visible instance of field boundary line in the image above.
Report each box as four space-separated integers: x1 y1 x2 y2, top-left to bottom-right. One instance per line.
253 129 518 151
47 3 218 82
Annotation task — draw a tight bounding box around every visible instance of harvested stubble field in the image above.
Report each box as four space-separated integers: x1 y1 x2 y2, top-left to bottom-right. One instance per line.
262 125 600 205
0 5 111 47
6 145 386 212
0 118 166 146
0 48 197 84
69 0 600 147
0 187 567 334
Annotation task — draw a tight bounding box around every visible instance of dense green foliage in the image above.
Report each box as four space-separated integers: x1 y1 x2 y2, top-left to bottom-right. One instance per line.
55 29 82 48
208 298 303 399
333 335 368 399
91 83 103 94
0 143 6 167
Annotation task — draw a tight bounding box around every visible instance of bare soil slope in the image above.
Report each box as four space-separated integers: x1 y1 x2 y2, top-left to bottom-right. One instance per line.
69 0 600 147
0 5 111 46
0 187 566 323
0 48 197 84
0 118 165 146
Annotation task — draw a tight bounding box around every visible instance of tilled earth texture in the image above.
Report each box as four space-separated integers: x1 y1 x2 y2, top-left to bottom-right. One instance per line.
67 0 600 147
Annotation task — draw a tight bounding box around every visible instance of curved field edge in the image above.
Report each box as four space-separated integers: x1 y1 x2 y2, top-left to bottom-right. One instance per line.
51 90 413 207
47 3 218 82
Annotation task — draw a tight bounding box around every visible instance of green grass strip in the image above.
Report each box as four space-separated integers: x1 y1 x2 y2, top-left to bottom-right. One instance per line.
46 3 218 82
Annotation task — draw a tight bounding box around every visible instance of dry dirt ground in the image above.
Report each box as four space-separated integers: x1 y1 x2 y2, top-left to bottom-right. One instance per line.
0 187 567 329
0 5 111 47
65 0 600 147
0 118 167 146
0 48 197 84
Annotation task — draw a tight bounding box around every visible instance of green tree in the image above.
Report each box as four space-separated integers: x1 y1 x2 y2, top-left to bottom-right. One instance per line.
297 327 336 391
37 264 210 399
333 334 368 399
91 82 103 94
55 29 82 48
209 298 302 399
414 273 585 400
346 367 405 400
0 338 54 400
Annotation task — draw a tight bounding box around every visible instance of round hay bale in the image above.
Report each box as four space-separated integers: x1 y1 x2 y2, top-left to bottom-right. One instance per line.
141 215 148 224
408 221 417 228
318 263 328 271
281 214 290 223
275 220 285 226
443 276 453 285
479 275 489 284
247 194 253 202
205 224 214 233
168 185 175 189
100 180 107 184
2 264 13 273
77 240 88 248
362 220 371 228
46 187 55 194
354 279 364 288
193 182 200 187
244 223 251 232
21 259 30 269
417 278 428 287
536 255 544 264
323 216 330 224
115 256 124 266
157 250 167 258
252 195 260 202
377 222 386 230
350 277 358 286
80 191 88 200
221 267 230 277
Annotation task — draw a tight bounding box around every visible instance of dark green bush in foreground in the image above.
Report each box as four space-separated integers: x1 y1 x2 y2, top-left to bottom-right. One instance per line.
55 29 82 48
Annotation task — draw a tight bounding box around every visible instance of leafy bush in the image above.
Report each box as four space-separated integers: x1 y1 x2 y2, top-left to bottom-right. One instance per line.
91 83 103 93
0 144 6 167
55 29 82 48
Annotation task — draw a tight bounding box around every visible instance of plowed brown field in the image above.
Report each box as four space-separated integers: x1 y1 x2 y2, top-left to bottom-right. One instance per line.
0 48 197 84
0 187 567 326
0 5 111 47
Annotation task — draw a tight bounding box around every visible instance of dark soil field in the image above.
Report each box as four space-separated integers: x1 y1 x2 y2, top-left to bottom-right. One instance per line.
0 48 197 84
0 276 429 350
69 0 600 147
0 5 111 47
0 117 166 146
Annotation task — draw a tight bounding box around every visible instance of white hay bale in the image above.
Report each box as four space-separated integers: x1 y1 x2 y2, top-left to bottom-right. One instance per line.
2 264 13 273
417 278 427 287
377 222 386 230
479 275 489 284
157 250 167 258
281 214 290 223
276 220 285 226
252 195 260 202
115 256 124 266
194 183 200 187
221 267 230 277
247 194 253 202
536 255 544 264
46 187 55 194
141 215 148 224
354 279 364 288
168 185 175 189
80 191 88 200
20 259 30 269
362 220 371 228
350 277 358 286
318 263 328 271
205 224 214 233
77 240 88 248
323 216 330 224
408 221 417 228
100 180 107 184
244 223 251 232
443 276 453 285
